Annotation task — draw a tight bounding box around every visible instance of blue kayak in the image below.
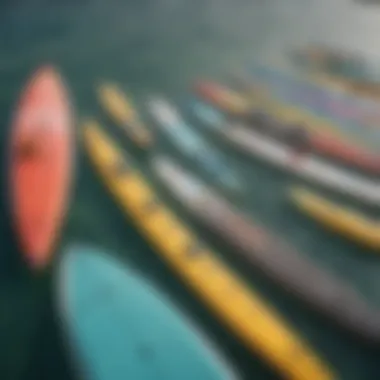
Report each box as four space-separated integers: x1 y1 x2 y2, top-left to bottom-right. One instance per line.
148 97 243 195
59 245 234 380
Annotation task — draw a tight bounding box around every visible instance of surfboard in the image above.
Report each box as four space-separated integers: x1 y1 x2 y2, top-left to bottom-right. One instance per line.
10 66 74 269
58 245 233 380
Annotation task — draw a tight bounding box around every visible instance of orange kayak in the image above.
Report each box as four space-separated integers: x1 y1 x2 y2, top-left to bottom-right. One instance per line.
10 66 74 269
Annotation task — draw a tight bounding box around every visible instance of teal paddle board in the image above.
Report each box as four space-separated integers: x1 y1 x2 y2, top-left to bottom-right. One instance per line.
58 245 234 380
148 96 243 195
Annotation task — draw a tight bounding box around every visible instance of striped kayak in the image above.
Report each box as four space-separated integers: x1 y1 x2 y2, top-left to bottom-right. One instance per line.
148 97 242 194
197 80 380 168
151 155 380 344
10 66 74 269
191 101 380 207
58 245 233 380
217 78 380 175
249 64 380 132
289 187 380 251
83 120 335 380
195 79 370 147
97 82 153 149
229 73 380 152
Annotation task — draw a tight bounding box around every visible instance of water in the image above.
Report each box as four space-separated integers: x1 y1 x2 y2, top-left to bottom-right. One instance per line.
1 1 380 379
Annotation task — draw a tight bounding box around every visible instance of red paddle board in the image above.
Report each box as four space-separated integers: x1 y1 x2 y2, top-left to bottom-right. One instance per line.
10 66 74 269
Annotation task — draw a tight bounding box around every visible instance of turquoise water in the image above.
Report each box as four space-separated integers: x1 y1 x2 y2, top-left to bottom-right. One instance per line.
1 2 380 379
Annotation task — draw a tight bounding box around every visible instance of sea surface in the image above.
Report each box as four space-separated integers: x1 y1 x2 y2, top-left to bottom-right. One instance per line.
1 1 380 379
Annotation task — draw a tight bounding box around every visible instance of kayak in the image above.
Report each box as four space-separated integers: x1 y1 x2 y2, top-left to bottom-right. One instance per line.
148 97 242 195
197 80 380 168
83 120 334 380
229 75 379 153
97 82 153 149
248 96 380 174
289 187 380 251
249 64 380 132
191 101 380 207
10 66 74 269
58 245 233 380
238 82 380 175
245 95 380 174
152 155 380 344
195 79 356 141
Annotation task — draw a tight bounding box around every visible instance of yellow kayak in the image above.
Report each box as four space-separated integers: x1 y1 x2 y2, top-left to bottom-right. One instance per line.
289 187 380 251
83 120 335 380
97 82 153 148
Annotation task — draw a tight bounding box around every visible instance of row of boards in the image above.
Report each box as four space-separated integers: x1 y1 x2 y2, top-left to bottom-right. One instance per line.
97 81 380 253
10 64 375 380
11 63 379 269
82 120 336 380
8 68 235 380
8 68 237 380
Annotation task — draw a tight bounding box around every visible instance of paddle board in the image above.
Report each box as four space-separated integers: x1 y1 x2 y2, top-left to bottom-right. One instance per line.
148 97 243 195
191 100 380 207
289 187 380 251
97 83 153 149
151 155 380 343
10 66 74 269
82 120 335 380
59 245 233 380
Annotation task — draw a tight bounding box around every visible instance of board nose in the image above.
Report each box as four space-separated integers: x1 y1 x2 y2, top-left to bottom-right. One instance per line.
21 64 66 109
34 64 58 80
